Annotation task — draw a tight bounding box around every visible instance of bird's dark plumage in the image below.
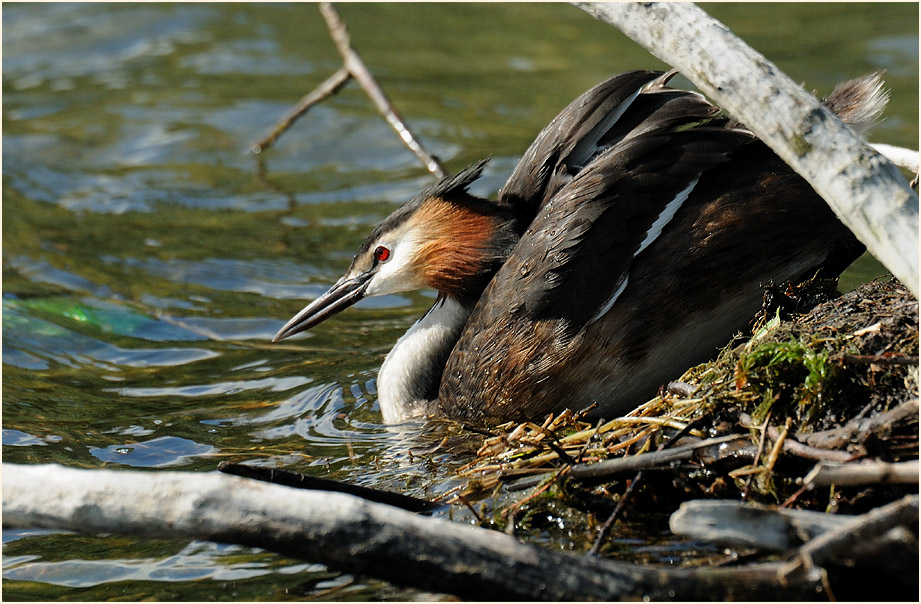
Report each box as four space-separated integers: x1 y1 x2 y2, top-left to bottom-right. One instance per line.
275 70 884 423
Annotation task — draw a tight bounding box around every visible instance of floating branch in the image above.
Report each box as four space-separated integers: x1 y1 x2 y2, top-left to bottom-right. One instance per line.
252 3 446 179
576 2 919 298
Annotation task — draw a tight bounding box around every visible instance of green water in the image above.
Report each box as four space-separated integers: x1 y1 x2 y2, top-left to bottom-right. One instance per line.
3 2 918 600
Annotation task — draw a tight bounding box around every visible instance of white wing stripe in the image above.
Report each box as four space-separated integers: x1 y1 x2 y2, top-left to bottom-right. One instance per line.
635 177 698 257
588 274 629 325
569 88 644 169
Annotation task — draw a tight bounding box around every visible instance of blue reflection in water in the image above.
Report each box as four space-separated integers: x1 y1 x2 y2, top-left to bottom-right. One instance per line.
89 436 215 467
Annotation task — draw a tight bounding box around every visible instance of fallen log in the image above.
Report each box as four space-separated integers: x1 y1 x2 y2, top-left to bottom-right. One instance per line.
3 463 832 601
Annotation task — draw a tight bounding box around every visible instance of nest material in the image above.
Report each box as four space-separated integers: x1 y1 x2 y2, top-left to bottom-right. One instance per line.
447 279 918 521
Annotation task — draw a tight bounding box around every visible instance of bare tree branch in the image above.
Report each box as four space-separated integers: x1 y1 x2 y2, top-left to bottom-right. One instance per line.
253 3 445 179
671 498 918 556
738 413 856 463
251 66 350 153
784 494 919 573
318 3 445 178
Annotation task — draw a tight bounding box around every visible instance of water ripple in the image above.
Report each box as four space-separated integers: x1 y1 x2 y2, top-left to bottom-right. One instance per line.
110 376 312 399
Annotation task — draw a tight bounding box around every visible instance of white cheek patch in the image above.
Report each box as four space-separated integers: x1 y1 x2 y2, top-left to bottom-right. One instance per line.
365 235 423 297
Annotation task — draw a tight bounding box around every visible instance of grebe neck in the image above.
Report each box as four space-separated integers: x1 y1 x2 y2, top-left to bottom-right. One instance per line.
377 296 471 423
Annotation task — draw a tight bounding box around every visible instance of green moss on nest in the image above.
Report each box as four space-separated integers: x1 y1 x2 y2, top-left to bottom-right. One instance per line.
736 337 837 428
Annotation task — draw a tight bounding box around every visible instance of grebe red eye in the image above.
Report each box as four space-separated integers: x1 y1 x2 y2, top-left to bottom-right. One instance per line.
373 245 391 262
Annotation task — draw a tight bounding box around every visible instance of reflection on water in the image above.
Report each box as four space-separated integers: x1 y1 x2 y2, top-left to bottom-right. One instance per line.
3 2 917 600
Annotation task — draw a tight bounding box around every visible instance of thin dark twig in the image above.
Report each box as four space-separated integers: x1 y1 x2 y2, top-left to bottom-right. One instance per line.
252 66 350 153
738 413 854 464
461 424 498 437
587 470 644 557
841 353 919 366
218 462 438 513
574 402 599 419
544 439 577 467
455 494 484 524
318 3 445 178
575 419 605 464
779 482 811 509
588 417 709 556
741 410 771 500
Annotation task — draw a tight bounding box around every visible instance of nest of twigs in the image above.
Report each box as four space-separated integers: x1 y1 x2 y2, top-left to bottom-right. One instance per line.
441 279 918 544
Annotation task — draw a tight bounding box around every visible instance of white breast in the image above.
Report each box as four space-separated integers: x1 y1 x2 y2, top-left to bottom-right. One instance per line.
377 296 470 423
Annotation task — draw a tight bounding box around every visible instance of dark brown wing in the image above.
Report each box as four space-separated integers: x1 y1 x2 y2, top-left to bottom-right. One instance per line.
484 90 752 330
498 70 665 224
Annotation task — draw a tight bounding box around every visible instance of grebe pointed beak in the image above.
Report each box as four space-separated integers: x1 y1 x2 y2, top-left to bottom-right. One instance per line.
273 273 371 342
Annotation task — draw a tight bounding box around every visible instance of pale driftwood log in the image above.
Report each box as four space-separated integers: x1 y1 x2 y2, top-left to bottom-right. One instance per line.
803 459 920 487
3 463 831 601
670 498 917 554
576 2 919 299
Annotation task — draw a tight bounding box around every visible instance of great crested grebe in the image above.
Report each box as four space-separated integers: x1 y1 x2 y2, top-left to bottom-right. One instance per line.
274 70 886 423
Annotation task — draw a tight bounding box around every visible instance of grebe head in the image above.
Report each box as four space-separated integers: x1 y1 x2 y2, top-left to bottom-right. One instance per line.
273 159 519 342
